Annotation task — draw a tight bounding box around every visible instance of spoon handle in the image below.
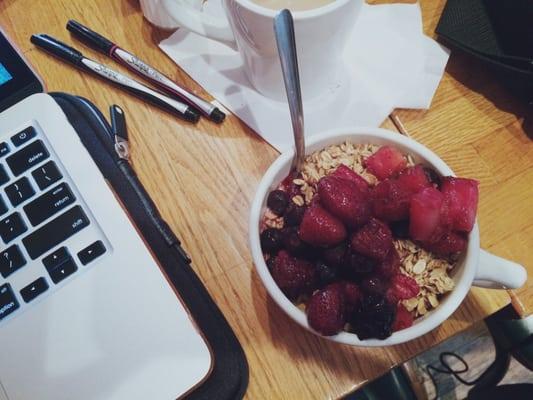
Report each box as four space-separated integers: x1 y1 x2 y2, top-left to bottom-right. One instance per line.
274 9 305 173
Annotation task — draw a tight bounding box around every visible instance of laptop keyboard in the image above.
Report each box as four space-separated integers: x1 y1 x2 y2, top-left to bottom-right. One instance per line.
0 124 109 322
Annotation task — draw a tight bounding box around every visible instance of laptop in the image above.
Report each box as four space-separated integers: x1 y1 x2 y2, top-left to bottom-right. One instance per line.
0 28 212 399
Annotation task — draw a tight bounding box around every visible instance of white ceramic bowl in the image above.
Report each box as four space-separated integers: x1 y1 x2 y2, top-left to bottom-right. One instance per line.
249 127 527 346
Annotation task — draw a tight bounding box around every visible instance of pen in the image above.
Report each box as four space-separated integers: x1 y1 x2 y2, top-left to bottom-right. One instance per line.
67 20 226 124
30 34 200 123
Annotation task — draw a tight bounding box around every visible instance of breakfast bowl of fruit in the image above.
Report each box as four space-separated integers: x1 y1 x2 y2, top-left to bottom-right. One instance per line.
249 127 527 346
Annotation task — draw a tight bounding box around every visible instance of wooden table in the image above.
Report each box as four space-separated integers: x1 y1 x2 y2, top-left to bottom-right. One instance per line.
1 0 531 398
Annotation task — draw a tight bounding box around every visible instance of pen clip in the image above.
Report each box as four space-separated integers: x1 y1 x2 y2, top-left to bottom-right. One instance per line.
110 105 129 161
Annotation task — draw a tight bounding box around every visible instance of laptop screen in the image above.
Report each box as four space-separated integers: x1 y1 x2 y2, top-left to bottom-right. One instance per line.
0 63 13 86
0 29 43 112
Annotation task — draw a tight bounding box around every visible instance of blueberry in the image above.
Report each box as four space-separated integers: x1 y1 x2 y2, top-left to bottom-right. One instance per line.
284 203 306 226
267 190 289 216
361 277 386 295
342 251 376 280
351 295 396 340
322 242 347 267
315 261 339 286
282 227 317 260
390 220 410 239
260 228 283 254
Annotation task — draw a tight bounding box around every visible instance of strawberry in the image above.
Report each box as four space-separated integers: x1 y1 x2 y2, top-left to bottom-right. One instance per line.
392 304 414 332
317 176 371 228
306 283 346 336
299 203 347 246
365 146 407 180
396 165 431 194
409 187 450 242
331 164 369 192
270 251 317 300
371 179 411 221
351 218 393 261
422 231 467 257
386 274 419 302
441 177 479 233
375 246 401 280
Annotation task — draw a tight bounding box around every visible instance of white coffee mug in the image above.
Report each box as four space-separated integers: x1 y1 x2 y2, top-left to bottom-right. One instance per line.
161 0 363 101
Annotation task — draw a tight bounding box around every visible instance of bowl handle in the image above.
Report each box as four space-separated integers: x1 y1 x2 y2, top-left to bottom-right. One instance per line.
473 249 527 289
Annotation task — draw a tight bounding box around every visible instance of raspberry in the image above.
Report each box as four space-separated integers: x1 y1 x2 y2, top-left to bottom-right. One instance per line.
270 251 317 300
386 274 419 302
392 304 414 332
351 218 393 261
306 283 346 336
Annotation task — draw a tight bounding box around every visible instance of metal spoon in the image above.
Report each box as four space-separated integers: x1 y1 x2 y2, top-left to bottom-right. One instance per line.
274 9 305 174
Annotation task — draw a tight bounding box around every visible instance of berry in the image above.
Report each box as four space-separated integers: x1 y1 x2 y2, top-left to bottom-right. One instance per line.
422 231 467 258
284 203 306 226
371 179 411 221
423 167 442 188
396 165 430 193
390 220 410 239
331 164 369 192
316 261 339 286
351 295 396 340
299 203 347 247
266 256 276 270
317 175 371 228
260 228 283 253
267 190 289 216
343 282 362 313
361 277 387 296
409 187 450 243
365 146 407 180
393 304 414 332
342 251 377 279
307 283 346 336
375 247 401 280
282 227 311 257
441 177 479 233
270 251 317 300
351 218 393 261
322 242 348 267
386 274 419 302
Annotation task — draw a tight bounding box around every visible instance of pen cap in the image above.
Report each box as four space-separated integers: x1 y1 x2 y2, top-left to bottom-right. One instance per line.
30 34 84 65
67 20 115 55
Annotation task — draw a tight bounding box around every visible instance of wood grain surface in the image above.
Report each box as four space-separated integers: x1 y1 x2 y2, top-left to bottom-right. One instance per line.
1 0 531 398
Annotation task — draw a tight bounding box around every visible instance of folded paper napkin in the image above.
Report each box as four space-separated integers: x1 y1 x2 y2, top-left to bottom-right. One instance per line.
159 1 450 152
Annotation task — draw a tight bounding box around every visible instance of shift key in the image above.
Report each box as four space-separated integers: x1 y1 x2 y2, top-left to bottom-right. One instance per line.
22 206 89 260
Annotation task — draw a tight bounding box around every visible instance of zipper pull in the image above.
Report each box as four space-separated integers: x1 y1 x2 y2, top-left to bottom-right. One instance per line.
110 104 130 161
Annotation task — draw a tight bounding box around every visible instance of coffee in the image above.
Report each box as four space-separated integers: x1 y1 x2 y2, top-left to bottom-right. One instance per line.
250 0 336 12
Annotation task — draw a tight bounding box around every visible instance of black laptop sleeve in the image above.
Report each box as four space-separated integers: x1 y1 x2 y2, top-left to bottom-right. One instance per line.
49 92 249 400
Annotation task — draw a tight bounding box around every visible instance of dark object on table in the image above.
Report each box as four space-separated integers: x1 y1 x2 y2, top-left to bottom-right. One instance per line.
436 0 533 104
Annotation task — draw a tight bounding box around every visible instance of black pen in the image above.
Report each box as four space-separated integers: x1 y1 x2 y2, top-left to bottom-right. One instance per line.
30 34 200 123
67 20 226 124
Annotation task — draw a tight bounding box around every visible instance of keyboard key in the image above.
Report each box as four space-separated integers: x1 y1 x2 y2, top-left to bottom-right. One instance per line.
0 245 26 278
0 212 27 244
0 142 9 158
42 247 70 269
31 161 62 190
22 206 89 259
0 284 19 320
78 241 106 266
0 195 6 215
20 277 49 303
5 177 35 207
6 140 49 177
0 165 8 187
47 258 77 284
11 127 37 147
24 183 75 226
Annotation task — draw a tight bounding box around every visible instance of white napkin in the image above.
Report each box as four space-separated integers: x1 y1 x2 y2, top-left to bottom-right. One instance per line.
159 2 449 152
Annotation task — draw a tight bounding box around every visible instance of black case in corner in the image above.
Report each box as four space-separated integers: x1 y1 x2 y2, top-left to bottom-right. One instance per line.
50 92 248 400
